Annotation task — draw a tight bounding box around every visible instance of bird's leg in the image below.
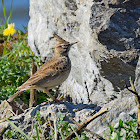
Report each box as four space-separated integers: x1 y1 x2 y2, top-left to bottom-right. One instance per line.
29 62 38 107
29 89 37 107
44 89 58 102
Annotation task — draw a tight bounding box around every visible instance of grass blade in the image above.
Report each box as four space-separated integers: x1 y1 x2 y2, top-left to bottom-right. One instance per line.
69 124 80 139
2 0 7 27
9 0 13 22
2 44 7 56
35 124 40 140
6 118 31 140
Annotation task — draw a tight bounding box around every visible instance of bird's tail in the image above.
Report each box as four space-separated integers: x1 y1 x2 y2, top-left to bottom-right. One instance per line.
7 90 24 102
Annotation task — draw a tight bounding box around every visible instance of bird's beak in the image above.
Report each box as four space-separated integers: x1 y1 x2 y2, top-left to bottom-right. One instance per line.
70 42 78 46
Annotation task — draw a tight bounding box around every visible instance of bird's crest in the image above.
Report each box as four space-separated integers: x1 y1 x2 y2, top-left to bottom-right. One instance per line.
54 33 70 46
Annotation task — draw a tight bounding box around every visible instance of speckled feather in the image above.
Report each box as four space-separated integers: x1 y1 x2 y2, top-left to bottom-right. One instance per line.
17 56 71 90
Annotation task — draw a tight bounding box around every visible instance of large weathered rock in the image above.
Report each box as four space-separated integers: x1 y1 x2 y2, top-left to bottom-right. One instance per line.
28 0 139 105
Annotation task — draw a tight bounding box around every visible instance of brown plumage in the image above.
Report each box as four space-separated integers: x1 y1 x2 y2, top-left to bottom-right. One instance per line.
7 34 77 102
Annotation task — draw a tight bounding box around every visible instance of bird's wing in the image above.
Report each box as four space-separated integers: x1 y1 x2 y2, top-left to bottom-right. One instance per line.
17 57 69 90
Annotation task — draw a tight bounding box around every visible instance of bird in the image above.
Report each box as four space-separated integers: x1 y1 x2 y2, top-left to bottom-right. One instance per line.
7 34 77 103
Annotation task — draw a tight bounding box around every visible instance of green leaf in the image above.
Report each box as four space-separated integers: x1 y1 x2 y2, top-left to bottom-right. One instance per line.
17 29 24 35
119 119 123 128
81 132 89 140
23 26 28 29
108 125 114 132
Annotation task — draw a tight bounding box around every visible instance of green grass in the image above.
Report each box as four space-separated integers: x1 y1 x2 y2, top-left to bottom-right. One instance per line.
105 119 138 140
0 40 32 102
0 27 50 104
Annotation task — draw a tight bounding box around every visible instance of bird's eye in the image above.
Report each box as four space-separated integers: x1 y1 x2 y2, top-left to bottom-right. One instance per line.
61 45 67 48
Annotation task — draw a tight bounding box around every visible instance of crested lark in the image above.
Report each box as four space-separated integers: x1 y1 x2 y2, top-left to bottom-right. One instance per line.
7 34 77 102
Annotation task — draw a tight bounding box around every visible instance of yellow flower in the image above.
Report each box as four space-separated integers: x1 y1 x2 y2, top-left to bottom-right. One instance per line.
3 23 16 36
